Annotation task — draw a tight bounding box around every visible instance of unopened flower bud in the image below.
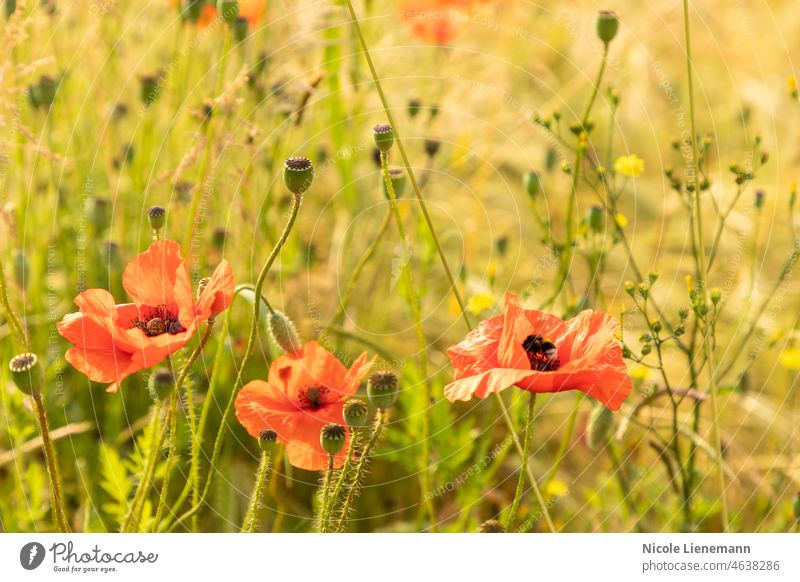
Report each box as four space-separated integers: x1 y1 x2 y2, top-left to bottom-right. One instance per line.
320 423 346 456
148 368 174 402
343 399 369 429
211 227 227 252
258 429 278 453
479 519 505 533
372 124 394 153
217 0 239 22
283 157 313 195
368 371 399 409
408 99 421 118
139 74 160 107
588 205 604 233
381 168 407 198
147 205 166 233
710 287 722 305
424 138 441 158
9 353 43 396
92 197 112 232
267 310 302 354
29 75 58 109
755 190 765 209
232 16 248 42
181 0 205 23
596 10 619 45
624 281 635 295
523 171 542 198
586 404 614 449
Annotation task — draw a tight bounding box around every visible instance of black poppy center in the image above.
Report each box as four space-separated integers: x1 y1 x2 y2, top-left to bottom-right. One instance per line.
523 335 560 371
131 305 186 337
301 386 328 410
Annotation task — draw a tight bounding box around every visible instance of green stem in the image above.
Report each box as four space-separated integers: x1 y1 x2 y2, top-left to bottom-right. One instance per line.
682 0 729 531
544 393 583 488
241 451 272 533
152 390 179 531
336 410 386 532
33 393 69 532
0 258 28 350
506 393 536 531
323 428 359 531
318 454 335 533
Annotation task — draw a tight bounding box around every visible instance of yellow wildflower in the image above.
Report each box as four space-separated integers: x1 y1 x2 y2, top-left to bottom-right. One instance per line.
780 347 800 370
614 154 645 177
466 291 496 316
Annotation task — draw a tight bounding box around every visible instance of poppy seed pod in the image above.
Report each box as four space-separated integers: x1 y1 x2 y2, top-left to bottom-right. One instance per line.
267 310 302 354
596 11 619 45
586 404 614 449
479 519 505 533
147 206 166 233
523 171 542 198
217 0 239 23
381 168 407 199
424 138 441 158
320 423 346 456
147 368 175 402
367 371 399 409
283 157 314 195
343 399 369 429
9 353 43 396
372 124 394 153
258 429 278 453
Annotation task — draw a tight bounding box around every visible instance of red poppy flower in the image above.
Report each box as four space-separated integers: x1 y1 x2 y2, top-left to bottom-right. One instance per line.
397 0 492 44
171 0 266 29
444 292 632 410
235 341 375 471
57 239 234 393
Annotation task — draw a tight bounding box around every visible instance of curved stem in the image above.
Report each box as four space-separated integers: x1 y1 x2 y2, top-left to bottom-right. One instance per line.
506 393 536 531
33 394 69 532
241 451 272 533
152 390 179 531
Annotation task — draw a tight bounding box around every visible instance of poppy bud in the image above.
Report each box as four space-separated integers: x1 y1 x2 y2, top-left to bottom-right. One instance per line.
9 353 43 396
283 157 314 195
523 171 542 198
343 399 369 429
588 205 604 233
181 0 204 23
320 423 346 456
368 371 399 409
12 248 28 291
586 404 614 449
101 241 121 273
92 197 112 232
258 429 278 453
217 0 239 22
139 74 160 107
424 138 441 158
596 10 619 45
372 124 394 153
267 310 302 354
381 168 407 199
29 75 58 109
755 190 765 209
211 227 227 252
479 519 505 533
408 99 421 118
5 0 16 18
232 16 248 42
147 205 166 233
148 368 174 402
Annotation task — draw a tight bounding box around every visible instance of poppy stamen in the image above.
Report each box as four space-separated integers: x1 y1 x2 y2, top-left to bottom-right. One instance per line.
130 304 186 337
523 335 560 372
300 385 328 410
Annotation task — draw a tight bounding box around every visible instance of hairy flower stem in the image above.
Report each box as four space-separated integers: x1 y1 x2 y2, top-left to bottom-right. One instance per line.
152 390 179 531
682 0 729 531
0 258 28 350
322 429 359 531
343 0 554 532
336 410 386 532
322 207 392 337
506 393 536 531
241 451 272 533
380 152 435 528
318 454 335 532
171 197 300 529
121 401 168 532
33 393 69 532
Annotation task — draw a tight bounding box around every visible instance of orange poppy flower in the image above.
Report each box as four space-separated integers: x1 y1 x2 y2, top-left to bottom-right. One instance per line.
235 341 375 471
57 239 234 393
397 0 494 44
172 0 266 29
444 292 632 410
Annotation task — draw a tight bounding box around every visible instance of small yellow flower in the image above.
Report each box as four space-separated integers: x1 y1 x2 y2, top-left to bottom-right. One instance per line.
466 291 497 316
788 75 798 98
614 213 628 228
614 154 645 177
685 274 694 293
780 347 800 370
630 364 650 381
545 479 568 500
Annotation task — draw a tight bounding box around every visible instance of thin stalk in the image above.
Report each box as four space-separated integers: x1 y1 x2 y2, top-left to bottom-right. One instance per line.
335 410 386 532
544 393 583 488
33 393 69 532
607 442 643 532
343 0 554 532
152 390 179 531
380 152 434 527
169 196 301 529
0 258 28 350
323 428 360 530
506 393 536 531
241 451 272 533
682 0 729 531
318 454 335 532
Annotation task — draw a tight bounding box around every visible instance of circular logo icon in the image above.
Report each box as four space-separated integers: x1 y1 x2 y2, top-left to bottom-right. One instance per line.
20 542 46 570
